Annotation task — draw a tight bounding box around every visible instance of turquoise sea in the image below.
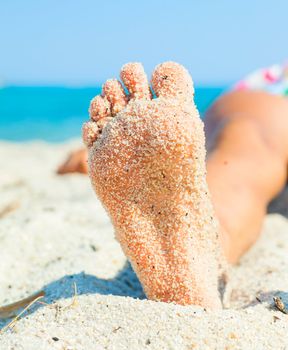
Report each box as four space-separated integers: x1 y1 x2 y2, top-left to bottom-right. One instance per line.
0 87 225 141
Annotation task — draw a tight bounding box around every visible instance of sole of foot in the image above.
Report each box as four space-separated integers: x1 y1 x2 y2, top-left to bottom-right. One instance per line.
83 62 225 310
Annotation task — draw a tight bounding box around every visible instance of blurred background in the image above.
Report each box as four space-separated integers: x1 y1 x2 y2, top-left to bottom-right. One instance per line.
0 0 287 141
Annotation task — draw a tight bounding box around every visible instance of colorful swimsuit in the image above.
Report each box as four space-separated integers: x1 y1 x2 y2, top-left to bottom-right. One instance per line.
233 63 288 97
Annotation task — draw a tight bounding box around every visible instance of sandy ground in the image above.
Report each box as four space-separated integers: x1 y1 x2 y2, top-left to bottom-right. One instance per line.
0 140 288 349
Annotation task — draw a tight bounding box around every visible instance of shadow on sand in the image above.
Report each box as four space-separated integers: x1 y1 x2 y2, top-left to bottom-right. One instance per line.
242 290 288 312
0 261 145 329
2 187 288 329
268 186 288 218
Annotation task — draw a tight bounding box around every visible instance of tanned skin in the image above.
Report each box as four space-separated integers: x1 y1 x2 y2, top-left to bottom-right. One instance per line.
58 89 288 264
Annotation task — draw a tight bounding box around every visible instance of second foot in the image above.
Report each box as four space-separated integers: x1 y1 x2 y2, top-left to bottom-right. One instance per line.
83 62 225 309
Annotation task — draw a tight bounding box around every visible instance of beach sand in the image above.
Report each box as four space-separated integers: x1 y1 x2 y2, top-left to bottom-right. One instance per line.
0 140 288 349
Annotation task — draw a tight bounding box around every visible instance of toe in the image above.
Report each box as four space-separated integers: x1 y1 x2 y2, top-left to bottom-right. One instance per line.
120 62 151 100
151 62 194 101
89 95 111 122
82 121 100 147
103 79 127 116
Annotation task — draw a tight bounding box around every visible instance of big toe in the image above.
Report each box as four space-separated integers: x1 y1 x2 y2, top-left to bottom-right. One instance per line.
151 62 194 102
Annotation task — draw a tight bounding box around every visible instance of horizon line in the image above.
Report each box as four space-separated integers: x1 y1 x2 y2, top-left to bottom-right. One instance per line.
1 82 231 89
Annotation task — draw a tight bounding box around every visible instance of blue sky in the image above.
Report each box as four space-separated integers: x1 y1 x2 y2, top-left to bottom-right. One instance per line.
1 0 287 86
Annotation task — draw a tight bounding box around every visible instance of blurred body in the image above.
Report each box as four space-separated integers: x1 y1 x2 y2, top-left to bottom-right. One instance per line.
58 75 288 264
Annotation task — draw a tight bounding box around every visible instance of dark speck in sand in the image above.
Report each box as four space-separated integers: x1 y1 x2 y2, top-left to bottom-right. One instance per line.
90 244 98 252
52 337 59 342
162 75 168 80
43 207 55 212
113 326 122 333
273 296 288 314
146 339 151 345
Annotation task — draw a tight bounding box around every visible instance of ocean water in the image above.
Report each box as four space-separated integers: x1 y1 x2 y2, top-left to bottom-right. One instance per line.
0 86 225 142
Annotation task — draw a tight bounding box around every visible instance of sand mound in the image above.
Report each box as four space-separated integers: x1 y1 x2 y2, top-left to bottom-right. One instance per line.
0 140 288 349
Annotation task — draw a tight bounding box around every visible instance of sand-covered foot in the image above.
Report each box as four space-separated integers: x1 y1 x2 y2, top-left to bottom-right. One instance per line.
83 62 224 309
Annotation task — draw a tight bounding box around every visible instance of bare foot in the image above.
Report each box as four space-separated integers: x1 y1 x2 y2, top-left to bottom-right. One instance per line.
57 149 88 175
83 62 224 309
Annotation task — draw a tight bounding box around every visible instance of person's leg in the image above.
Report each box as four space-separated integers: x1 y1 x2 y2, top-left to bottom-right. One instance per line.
59 82 288 261
58 87 288 264
57 148 88 174
61 64 288 308
205 91 288 262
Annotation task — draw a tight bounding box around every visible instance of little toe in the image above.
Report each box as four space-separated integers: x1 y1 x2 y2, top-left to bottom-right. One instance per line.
120 62 151 100
151 61 194 102
89 95 111 122
103 79 127 116
82 121 100 147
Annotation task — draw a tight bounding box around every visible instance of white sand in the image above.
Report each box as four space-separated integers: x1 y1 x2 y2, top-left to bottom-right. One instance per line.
0 140 288 349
